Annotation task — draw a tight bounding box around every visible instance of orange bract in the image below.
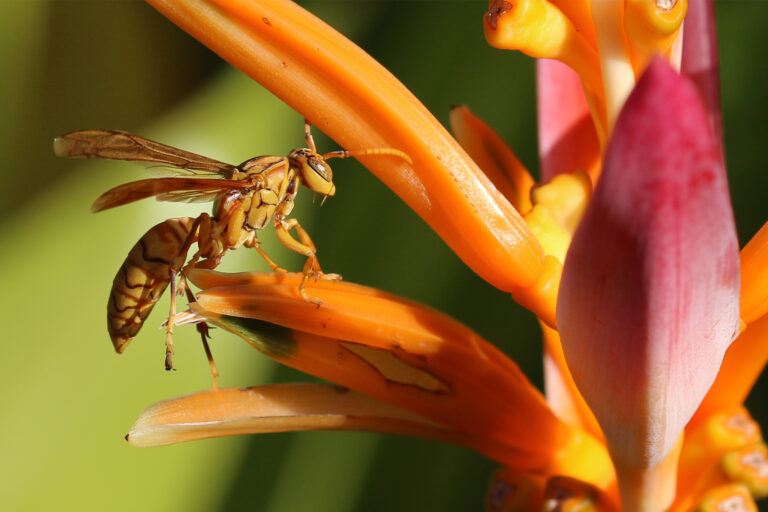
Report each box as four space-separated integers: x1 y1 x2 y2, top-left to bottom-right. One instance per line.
184 269 615 475
693 314 768 425
128 383 459 448
449 105 535 214
540 322 602 439
147 0 545 293
740 220 768 324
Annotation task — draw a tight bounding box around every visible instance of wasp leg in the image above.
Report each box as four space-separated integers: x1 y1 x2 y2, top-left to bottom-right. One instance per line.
282 219 341 281
182 285 219 389
303 118 317 153
164 215 204 371
165 269 179 371
190 252 224 271
192 212 222 267
256 246 287 272
280 219 340 281
274 218 331 303
281 218 320 268
244 236 288 273
186 212 228 271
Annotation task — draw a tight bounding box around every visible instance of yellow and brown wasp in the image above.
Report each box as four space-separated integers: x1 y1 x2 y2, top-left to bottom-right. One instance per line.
55 121 410 377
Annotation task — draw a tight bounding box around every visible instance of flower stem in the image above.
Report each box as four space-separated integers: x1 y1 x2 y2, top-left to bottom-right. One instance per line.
613 435 684 512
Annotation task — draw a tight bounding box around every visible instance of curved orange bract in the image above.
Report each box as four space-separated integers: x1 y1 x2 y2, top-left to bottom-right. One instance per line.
147 0 545 292
187 270 573 469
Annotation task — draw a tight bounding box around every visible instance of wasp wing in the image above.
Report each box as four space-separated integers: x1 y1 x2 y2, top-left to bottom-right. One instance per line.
54 129 237 177
92 178 250 213
155 189 232 204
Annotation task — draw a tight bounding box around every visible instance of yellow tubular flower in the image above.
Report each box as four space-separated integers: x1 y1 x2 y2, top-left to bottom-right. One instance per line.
589 0 636 131
484 0 607 142
693 484 759 512
624 0 688 73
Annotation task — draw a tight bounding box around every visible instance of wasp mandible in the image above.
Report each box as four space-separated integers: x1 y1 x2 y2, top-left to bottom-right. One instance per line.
55 121 411 375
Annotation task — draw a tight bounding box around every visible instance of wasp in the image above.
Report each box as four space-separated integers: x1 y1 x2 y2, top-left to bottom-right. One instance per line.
55 121 410 377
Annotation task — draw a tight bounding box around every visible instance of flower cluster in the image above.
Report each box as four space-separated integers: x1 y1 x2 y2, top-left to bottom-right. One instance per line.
122 0 768 509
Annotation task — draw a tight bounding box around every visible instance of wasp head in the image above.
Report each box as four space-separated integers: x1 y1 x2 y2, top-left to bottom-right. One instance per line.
290 148 336 197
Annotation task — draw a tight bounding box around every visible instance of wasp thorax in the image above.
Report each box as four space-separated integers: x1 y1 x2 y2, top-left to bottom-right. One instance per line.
291 148 336 197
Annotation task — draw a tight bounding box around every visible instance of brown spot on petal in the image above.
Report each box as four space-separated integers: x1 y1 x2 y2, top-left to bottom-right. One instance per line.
486 0 513 31
341 342 450 394
262 17 272 27
331 385 351 394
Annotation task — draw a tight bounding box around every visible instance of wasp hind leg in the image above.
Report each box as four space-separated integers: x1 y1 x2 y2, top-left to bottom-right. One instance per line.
163 216 204 371
165 269 180 371
181 284 219 389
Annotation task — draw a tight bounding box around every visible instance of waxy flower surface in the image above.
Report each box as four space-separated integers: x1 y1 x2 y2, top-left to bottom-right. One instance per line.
111 0 768 510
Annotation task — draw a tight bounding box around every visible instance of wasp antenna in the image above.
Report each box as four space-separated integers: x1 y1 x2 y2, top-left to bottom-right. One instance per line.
322 148 412 165
321 150 351 160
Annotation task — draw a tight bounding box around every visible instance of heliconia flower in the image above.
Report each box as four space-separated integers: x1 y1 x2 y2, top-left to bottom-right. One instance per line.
121 0 768 509
557 57 741 508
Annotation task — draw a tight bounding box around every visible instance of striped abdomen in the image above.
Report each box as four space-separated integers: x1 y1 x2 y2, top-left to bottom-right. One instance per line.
108 217 197 353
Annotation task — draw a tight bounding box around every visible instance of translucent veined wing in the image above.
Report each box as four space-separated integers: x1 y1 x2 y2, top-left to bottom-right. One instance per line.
156 188 236 204
154 156 291 203
54 129 238 177
92 178 251 212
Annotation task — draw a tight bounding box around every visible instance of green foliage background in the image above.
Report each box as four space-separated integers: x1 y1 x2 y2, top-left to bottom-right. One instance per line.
1 1 766 510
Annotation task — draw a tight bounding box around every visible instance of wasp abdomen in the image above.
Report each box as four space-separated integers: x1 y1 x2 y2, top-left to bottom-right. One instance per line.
108 217 197 353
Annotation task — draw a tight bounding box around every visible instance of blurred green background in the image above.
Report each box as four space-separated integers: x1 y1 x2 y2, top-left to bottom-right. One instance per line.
1 1 766 510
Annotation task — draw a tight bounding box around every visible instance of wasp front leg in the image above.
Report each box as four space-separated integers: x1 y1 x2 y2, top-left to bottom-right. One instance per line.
274 217 339 302
278 218 341 281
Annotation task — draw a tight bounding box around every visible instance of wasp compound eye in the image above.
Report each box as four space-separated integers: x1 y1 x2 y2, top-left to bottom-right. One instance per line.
302 156 335 196
307 156 331 182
